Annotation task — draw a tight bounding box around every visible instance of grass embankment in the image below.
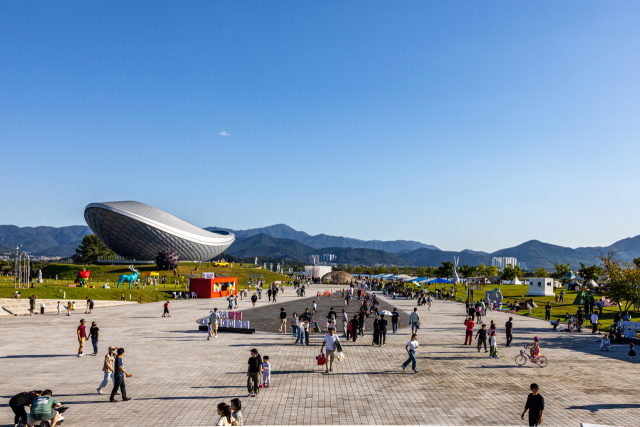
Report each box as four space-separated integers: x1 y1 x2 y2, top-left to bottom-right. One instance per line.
408 282 638 333
0 263 291 303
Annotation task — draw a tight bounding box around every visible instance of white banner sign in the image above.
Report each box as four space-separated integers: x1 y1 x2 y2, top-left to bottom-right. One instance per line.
202 272 215 279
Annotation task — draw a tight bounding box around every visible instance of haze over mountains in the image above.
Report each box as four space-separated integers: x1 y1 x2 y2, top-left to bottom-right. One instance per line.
2 223 640 269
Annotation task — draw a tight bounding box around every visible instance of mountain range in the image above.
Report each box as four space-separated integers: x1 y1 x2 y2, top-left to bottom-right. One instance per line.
2 223 640 269
206 224 438 252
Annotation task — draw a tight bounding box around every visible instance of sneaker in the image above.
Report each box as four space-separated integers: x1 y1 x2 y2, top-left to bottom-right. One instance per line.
116 392 121 395
488 356 493 359
325 369 329 373
402 366 406 372
122 397 132 401
207 337 210 341
495 356 500 359
77 354 83 357
97 388 102 394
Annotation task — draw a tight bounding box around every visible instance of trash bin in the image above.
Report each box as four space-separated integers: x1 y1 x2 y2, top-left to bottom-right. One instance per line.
40 304 45 314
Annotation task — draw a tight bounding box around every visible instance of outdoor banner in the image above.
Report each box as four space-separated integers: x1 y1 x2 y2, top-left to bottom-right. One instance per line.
202 272 215 279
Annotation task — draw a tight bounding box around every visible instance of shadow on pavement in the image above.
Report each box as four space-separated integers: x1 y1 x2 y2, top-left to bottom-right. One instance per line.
566 403 640 413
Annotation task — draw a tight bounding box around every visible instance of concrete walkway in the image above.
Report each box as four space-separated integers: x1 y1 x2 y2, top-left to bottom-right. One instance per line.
0 285 637 426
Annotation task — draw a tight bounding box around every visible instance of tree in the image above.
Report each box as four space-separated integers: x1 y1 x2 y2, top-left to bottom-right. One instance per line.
633 257 640 269
377 265 389 275
355 266 364 274
534 267 548 277
345 265 354 274
501 264 523 281
416 266 426 277
578 262 604 283
437 261 453 278
486 265 499 278
392 266 399 275
477 263 487 277
553 262 571 279
72 235 115 264
459 264 478 278
599 250 640 312
367 266 376 276
426 265 436 277
402 265 411 275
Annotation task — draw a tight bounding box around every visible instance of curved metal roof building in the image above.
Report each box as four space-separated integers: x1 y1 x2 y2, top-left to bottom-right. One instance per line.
84 201 235 261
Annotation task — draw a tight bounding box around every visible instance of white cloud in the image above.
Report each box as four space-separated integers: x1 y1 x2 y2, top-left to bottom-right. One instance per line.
219 131 230 136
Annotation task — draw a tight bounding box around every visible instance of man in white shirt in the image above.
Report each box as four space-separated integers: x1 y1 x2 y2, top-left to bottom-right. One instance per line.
591 312 600 334
321 326 340 373
402 334 419 373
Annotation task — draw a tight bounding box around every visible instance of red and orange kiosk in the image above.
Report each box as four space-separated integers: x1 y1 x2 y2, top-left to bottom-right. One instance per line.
189 277 238 299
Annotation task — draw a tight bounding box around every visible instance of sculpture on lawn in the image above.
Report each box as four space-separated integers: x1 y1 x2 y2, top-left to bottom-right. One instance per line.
117 265 140 288
74 268 91 286
452 256 460 284
156 249 179 270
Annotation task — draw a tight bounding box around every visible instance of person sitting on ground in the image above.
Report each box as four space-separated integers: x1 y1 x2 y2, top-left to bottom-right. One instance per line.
600 335 612 352
28 390 61 427
567 320 574 332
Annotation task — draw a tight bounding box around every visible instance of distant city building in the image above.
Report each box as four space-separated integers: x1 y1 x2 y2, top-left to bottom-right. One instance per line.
309 255 320 265
305 265 332 279
492 257 518 270
321 254 336 262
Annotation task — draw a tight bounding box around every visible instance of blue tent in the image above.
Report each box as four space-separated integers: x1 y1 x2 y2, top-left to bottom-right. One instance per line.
426 278 454 284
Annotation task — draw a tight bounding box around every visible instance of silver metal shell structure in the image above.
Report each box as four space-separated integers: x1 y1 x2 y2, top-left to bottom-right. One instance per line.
84 201 235 261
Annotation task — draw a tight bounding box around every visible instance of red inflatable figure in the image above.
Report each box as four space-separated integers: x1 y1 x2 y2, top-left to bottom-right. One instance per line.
75 268 91 286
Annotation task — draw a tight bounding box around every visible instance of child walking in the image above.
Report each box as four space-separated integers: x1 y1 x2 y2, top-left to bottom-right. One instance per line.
261 356 271 387
489 331 499 359
629 343 636 359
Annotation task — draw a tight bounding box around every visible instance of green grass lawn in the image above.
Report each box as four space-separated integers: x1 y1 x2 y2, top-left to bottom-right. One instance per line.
0 262 292 303
406 282 638 332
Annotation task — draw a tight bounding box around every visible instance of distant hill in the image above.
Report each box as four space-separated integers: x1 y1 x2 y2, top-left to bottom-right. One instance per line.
397 248 492 267
576 235 640 263
490 240 598 269
225 234 408 266
0 225 91 256
207 224 438 252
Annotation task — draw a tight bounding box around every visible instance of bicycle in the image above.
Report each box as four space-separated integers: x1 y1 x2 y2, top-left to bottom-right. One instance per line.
515 345 548 368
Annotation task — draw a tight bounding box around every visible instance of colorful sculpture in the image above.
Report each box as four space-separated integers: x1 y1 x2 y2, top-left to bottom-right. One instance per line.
74 268 91 286
117 265 140 289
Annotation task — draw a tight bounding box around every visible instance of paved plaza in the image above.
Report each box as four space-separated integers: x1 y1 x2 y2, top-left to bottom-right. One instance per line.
1 286 638 426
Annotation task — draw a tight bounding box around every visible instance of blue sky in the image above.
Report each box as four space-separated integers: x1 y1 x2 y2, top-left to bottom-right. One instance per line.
1 1 639 252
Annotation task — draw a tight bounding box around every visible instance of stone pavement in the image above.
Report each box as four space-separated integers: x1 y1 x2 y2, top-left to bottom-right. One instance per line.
0 298 138 317
1 285 638 427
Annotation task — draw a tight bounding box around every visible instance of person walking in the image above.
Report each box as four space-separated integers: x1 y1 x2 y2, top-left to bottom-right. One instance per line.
521 383 544 427
391 309 399 334
505 317 513 347
66 301 72 316
378 314 388 346
559 289 565 303
261 356 271 387
251 293 257 307
89 321 100 355
162 301 170 317
402 334 419 373
278 308 287 333
351 315 359 343
57 301 62 315
544 303 551 321
464 317 475 345
591 312 600 334
209 308 220 340
321 326 340 373
9 390 41 427
246 349 262 397
77 319 88 357
489 331 499 359
409 308 420 334
476 324 488 353
341 309 348 337
29 295 36 316
110 348 132 402
267 287 272 302
97 346 118 394
290 312 298 339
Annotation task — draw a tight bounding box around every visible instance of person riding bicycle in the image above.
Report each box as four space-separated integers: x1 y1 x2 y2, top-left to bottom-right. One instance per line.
528 336 541 361
28 389 62 427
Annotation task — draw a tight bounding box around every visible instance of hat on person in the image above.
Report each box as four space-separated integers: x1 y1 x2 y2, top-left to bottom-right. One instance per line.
109 346 116 351
328 325 335 329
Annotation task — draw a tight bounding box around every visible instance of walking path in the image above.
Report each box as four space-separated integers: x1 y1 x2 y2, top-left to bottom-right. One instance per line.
0 285 637 426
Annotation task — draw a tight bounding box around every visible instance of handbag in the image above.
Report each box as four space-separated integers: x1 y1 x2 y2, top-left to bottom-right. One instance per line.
337 352 345 362
316 352 326 366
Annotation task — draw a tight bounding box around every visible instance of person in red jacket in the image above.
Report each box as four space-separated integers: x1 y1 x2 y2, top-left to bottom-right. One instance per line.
464 316 475 345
